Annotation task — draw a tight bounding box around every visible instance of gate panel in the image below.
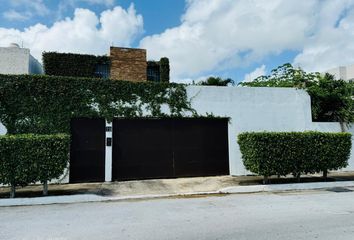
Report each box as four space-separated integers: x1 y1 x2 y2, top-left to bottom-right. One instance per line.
70 118 105 183
173 119 229 177
112 118 229 181
112 119 173 181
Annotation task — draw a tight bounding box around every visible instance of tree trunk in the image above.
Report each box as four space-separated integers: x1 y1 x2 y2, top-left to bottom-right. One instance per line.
43 181 48 196
339 121 346 133
296 173 301 183
263 176 269 184
323 170 328 180
10 184 15 198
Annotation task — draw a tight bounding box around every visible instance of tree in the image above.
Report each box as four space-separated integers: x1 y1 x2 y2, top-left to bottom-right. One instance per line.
198 77 234 86
239 63 353 125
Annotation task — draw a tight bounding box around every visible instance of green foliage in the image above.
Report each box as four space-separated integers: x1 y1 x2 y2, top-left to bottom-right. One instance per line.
160 57 170 83
43 52 110 78
238 132 352 178
198 77 234 86
0 134 69 189
239 64 353 123
0 74 196 134
306 74 353 122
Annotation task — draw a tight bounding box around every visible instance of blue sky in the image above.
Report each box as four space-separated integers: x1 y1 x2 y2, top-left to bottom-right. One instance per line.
1 0 354 83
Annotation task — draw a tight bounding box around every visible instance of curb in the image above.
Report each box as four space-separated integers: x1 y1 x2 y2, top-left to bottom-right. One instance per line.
219 181 354 194
0 191 218 207
2 181 354 207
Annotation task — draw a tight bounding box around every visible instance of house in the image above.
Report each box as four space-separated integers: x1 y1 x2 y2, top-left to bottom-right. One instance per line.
0 43 43 75
43 46 170 82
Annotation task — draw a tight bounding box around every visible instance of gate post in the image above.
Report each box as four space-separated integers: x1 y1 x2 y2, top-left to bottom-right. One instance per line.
105 121 113 182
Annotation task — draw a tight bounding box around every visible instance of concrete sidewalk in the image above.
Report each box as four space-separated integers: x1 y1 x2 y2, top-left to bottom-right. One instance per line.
1 172 354 207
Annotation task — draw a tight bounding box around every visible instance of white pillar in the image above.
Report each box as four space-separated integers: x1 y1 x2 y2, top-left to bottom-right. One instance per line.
105 121 113 182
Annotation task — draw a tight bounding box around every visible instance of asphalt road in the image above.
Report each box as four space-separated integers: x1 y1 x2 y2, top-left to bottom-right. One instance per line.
1 189 354 240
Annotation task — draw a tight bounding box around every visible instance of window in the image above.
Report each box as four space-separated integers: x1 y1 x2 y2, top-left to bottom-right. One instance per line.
95 64 110 79
147 66 160 82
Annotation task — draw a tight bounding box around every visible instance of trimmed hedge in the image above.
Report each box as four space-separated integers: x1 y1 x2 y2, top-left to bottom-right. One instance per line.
0 134 70 197
0 74 195 134
43 52 110 78
237 132 352 182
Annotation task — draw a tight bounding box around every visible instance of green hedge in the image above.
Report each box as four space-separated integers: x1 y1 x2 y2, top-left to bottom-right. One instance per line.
0 134 70 197
43 52 110 78
237 132 352 182
0 74 195 134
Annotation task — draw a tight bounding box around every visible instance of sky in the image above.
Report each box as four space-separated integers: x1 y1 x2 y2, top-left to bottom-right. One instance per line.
1 0 354 83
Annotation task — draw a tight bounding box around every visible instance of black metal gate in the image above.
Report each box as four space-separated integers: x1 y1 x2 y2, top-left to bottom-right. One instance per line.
70 118 106 183
112 118 229 181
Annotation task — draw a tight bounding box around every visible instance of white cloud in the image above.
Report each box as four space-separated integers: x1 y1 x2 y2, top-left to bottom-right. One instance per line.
139 0 354 82
80 0 115 6
3 10 31 21
242 65 266 82
9 0 50 16
0 4 143 61
139 0 318 81
4 0 50 21
56 0 116 19
293 1 354 72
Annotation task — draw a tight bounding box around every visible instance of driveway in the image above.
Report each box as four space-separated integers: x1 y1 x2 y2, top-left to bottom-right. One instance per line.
1 189 354 240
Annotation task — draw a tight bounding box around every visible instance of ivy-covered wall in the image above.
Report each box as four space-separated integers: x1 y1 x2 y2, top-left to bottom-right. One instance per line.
43 52 110 78
147 57 170 83
160 57 170 83
0 74 195 134
44 51 170 82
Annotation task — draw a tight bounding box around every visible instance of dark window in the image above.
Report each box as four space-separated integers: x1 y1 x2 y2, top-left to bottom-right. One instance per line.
147 66 160 82
95 64 110 79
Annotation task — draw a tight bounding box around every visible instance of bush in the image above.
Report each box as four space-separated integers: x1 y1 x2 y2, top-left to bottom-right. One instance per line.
237 132 352 182
0 134 70 197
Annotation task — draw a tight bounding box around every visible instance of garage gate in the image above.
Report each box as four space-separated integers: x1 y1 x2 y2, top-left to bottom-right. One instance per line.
70 118 229 183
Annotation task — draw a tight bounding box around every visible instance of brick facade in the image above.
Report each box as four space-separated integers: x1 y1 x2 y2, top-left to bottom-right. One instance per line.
109 47 147 82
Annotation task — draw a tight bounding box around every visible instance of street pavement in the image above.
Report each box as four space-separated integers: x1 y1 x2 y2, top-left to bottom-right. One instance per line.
1 189 354 240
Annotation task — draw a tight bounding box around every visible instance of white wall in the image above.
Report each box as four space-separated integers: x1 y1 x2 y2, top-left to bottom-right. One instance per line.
187 86 314 175
0 47 30 74
0 86 352 180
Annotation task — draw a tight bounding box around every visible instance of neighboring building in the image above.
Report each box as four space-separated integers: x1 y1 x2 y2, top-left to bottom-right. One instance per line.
43 46 170 82
325 64 354 81
0 43 43 75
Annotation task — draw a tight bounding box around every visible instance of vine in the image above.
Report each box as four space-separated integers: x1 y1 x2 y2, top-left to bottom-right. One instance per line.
0 74 196 134
42 52 110 78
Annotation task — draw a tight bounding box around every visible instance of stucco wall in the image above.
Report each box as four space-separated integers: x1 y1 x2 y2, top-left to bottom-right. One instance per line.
0 47 30 74
0 86 352 181
187 86 354 175
186 86 314 175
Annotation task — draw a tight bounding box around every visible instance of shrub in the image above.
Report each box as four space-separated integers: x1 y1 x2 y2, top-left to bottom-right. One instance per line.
0 134 70 197
237 132 352 183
